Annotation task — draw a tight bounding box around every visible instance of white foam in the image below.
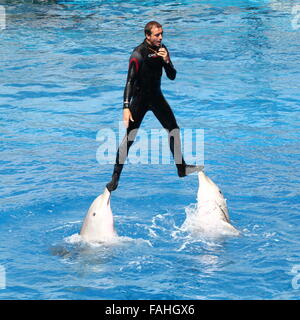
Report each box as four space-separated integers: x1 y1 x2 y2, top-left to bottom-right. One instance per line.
181 203 240 238
64 233 82 244
64 233 152 248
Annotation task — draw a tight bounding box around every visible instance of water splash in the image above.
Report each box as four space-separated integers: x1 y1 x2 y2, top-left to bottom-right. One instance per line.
181 202 240 238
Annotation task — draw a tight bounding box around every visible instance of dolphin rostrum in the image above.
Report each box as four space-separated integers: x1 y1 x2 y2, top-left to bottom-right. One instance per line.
80 188 117 242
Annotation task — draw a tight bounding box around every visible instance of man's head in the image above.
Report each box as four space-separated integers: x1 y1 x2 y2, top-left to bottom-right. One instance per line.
144 21 163 48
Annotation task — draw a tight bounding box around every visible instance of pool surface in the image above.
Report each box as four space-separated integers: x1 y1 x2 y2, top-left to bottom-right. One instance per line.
0 0 300 299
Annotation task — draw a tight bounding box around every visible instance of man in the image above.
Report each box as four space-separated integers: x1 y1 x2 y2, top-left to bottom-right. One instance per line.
106 21 203 192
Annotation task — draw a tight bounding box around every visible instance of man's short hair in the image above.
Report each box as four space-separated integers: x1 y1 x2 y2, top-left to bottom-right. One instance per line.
144 21 162 36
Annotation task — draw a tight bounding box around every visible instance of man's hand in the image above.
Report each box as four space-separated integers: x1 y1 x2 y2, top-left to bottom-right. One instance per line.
123 108 134 128
157 47 170 63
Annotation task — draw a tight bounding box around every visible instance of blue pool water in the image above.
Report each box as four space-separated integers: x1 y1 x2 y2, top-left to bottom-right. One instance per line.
0 0 300 300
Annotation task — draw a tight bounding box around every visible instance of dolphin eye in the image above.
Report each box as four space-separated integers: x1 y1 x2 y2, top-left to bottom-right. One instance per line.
219 190 222 195
93 212 96 216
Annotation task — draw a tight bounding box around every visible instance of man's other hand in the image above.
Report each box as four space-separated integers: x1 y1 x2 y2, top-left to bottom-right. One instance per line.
157 48 169 63
123 108 134 128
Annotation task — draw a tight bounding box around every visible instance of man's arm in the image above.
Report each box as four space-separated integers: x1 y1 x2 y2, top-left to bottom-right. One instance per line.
158 46 176 80
122 50 142 127
123 51 142 109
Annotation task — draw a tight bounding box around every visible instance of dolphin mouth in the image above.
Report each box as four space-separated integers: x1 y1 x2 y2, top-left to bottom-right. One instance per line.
216 202 230 223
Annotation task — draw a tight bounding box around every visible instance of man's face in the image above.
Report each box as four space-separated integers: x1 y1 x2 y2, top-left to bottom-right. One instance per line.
146 26 163 47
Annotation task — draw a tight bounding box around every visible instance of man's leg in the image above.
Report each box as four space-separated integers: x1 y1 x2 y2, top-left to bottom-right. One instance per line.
106 102 148 191
151 95 203 177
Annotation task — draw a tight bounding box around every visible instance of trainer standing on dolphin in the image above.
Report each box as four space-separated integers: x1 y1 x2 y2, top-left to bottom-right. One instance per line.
106 21 203 191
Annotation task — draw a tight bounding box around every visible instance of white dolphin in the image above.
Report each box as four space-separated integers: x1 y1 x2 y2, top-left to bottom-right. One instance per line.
195 171 240 236
80 188 117 242
182 171 239 236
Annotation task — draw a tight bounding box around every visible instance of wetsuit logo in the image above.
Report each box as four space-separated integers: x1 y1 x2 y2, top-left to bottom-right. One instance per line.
148 53 158 58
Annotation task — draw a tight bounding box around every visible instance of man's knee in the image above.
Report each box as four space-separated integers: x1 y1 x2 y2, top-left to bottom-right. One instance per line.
168 127 180 138
127 127 139 142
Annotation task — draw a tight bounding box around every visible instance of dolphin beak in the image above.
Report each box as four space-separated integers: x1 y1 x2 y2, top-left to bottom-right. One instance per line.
198 171 205 180
104 187 111 205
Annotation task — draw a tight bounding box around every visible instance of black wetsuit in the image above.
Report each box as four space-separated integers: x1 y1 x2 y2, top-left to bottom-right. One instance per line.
106 39 202 191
